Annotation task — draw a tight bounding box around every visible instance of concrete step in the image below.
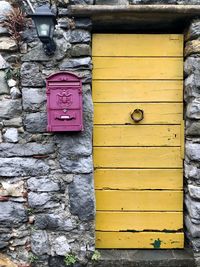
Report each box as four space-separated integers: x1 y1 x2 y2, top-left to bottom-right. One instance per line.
91 249 195 267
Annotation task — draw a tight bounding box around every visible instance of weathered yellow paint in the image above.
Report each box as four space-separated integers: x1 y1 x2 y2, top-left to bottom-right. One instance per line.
96 212 183 231
95 190 183 211
94 125 181 147
94 169 183 190
94 103 183 125
93 57 183 80
93 34 184 249
96 232 184 249
92 80 183 103
92 34 183 57
94 147 183 168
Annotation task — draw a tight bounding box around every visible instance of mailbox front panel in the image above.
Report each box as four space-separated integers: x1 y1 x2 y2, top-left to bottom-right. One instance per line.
46 72 83 132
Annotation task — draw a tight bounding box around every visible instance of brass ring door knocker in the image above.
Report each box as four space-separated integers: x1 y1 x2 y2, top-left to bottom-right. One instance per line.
131 109 144 123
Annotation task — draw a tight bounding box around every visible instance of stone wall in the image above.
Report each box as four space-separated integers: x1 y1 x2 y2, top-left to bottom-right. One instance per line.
0 0 200 266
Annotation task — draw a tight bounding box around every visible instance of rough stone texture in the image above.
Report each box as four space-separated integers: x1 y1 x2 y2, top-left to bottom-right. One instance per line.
189 185 200 200
0 71 9 95
27 177 60 192
97 0 128 3
0 1 12 22
71 44 91 57
185 57 200 77
185 40 200 57
64 30 91 43
10 87 21 99
185 74 200 102
0 142 54 157
0 55 9 70
3 117 22 128
34 213 76 231
0 37 17 52
3 128 18 143
31 230 50 255
0 99 22 119
22 88 46 112
21 63 44 87
24 113 47 133
186 142 200 161
0 202 27 227
59 57 91 70
0 253 18 267
28 192 51 208
130 0 176 3
0 158 50 177
52 236 71 256
185 20 200 41
186 99 200 119
70 0 94 4
186 121 200 136
69 173 95 221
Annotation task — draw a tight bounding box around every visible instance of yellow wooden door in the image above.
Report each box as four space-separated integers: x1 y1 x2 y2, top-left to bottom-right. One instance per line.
92 34 184 249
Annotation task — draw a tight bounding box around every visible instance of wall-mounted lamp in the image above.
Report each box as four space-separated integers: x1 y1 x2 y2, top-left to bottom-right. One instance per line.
30 5 57 56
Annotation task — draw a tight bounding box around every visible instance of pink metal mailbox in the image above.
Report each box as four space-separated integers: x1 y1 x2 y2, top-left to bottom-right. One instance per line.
46 72 83 132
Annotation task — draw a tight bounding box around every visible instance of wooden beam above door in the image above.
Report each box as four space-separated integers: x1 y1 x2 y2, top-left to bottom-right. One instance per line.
68 5 200 32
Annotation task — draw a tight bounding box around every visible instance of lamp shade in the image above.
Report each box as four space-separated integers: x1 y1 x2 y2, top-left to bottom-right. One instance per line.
30 5 56 43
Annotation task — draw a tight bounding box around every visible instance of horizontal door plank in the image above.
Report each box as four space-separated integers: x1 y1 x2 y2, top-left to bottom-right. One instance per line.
96 211 183 231
93 80 183 103
94 147 183 168
95 169 183 190
92 34 183 57
94 103 183 125
96 190 183 211
93 58 183 80
96 232 184 249
94 125 180 147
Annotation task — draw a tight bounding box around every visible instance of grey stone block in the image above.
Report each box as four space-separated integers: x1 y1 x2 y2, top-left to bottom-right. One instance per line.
24 112 47 133
185 57 200 77
189 184 200 199
27 177 60 192
185 74 200 102
52 236 70 256
186 99 200 119
186 121 200 136
0 143 54 157
0 1 12 22
64 30 91 44
130 0 176 3
97 0 128 4
70 0 94 4
59 57 91 70
186 142 200 161
31 230 50 255
35 213 76 231
69 173 95 221
21 63 44 87
185 20 200 41
0 202 27 227
3 128 18 143
0 71 9 95
28 192 51 208
71 44 91 57
22 88 46 112
0 157 50 177
0 99 22 119
186 196 200 220
59 155 93 174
